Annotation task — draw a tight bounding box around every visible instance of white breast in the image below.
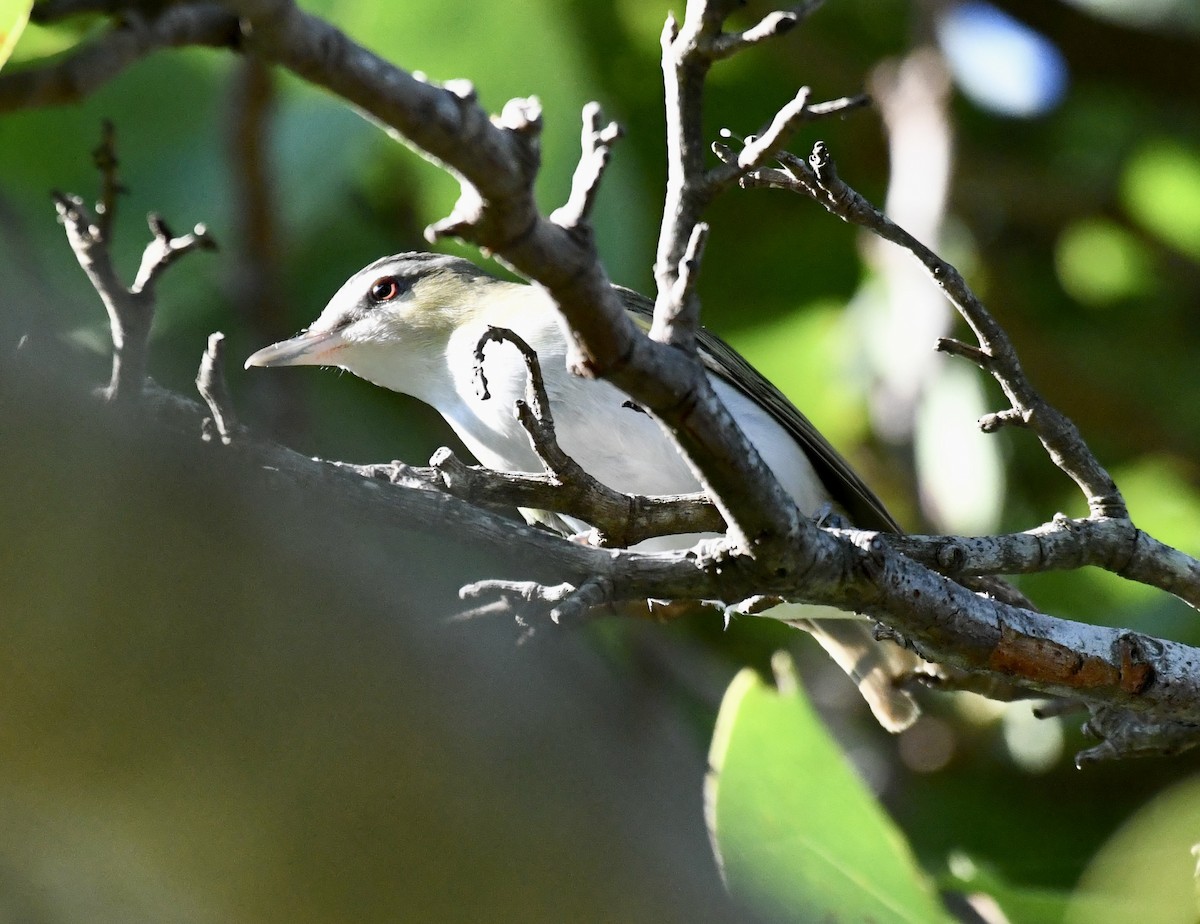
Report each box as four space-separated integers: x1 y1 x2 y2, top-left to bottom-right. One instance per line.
440 316 829 522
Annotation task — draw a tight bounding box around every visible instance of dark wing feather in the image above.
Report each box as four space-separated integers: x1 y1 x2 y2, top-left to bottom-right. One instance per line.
616 287 900 533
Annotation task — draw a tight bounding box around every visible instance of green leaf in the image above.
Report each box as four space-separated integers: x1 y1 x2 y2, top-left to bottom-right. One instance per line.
706 654 948 923
1121 139 1200 262
1065 774 1200 924
0 0 32 70
1055 217 1158 307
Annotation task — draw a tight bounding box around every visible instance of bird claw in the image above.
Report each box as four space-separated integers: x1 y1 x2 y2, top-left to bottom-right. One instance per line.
811 502 849 529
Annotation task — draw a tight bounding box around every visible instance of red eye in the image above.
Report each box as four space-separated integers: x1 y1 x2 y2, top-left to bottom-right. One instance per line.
369 276 401 303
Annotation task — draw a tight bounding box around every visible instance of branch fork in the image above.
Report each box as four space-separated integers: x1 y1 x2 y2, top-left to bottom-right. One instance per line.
53 123 216 403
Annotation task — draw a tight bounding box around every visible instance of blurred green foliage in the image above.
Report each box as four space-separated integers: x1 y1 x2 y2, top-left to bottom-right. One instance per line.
1065 774 1200 923
3 0 1200 921
1122 138 1200 261
0 0 31 69
709 656 947 923
1055 217 1157 306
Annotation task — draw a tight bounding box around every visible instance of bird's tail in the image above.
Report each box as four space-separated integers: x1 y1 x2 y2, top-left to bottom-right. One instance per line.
786 615 924 733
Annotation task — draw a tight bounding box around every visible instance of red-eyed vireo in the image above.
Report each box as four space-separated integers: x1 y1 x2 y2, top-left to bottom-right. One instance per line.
245 252 922 731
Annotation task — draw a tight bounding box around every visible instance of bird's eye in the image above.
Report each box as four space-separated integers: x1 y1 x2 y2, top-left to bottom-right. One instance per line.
369 276 401 303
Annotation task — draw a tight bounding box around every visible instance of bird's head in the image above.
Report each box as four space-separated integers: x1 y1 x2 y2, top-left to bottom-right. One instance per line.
244 252 499 393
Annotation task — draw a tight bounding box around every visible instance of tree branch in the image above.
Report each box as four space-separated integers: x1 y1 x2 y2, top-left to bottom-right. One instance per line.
709 2 821 60
195 331 239 444
421 452 724 548
10 0 844 560
843 518 1200 611
740 141 1126 520
211 0 812 558
52 130 218 403
10 0 1200 761
52 127 216 402
2 3 239 110
549 102 623 233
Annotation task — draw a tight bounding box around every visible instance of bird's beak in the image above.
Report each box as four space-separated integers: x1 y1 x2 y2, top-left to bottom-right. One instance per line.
243 328 348 370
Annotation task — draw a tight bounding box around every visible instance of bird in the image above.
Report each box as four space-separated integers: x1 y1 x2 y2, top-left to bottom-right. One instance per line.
245 251 924 731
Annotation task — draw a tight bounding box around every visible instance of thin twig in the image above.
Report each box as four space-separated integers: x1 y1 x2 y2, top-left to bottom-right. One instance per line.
91 118 123 240
53 190 144 401
710 1 823 59
132 213 217 295
473 324 569 474
550 102 623 232
979 408 1028 433
53 126 217 402
458 576 615 626
1078 705 1200 764
471 325 725 545
736 86 812 170
935 337 993 367
196 331 238 444
660 223 709 354
804 93 871 120
1 4 239 111
649 0 823 558
745 140 1126 519
226 55 286 335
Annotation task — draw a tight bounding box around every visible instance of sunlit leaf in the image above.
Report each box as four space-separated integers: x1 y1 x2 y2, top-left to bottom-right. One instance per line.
1121 139 1200 261
0 0 32 70
1055 218 1157 306
5 15 110 66
1066 774 1200 924
706 655 948 923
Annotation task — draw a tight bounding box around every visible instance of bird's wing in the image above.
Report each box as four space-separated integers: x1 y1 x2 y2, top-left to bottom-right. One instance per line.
616 287 900 533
